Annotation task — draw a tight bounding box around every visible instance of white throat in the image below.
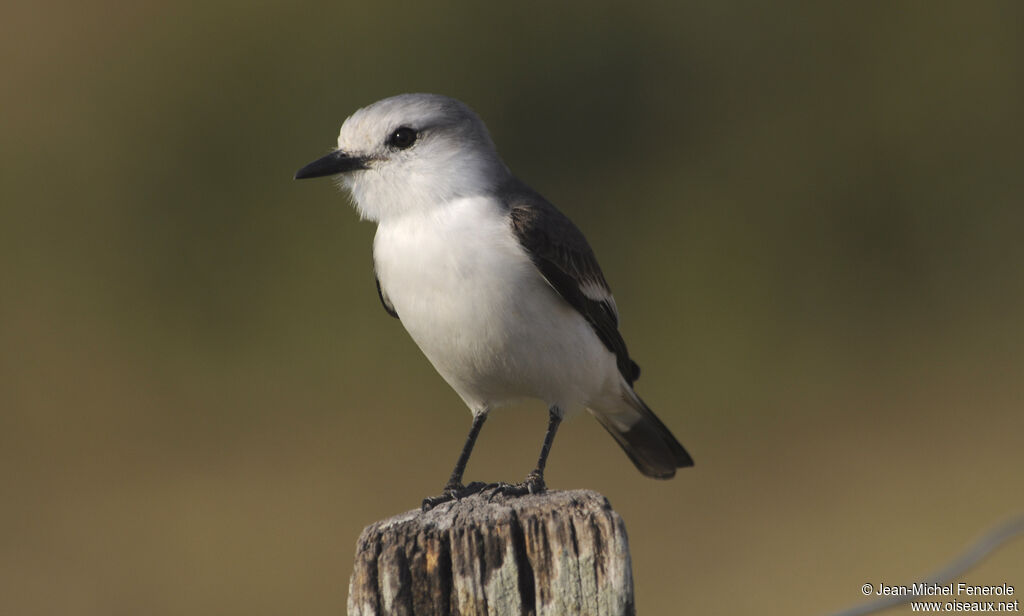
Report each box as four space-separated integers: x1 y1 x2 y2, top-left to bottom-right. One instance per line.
341 156 510 223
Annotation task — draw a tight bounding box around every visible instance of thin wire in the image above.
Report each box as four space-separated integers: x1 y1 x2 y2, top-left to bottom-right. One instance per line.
826 513 1024 616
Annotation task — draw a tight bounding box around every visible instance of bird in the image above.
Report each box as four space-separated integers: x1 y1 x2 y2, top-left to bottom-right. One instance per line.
294 94 693 508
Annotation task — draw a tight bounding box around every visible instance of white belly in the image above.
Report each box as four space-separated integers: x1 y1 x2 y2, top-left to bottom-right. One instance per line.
372 197 617 414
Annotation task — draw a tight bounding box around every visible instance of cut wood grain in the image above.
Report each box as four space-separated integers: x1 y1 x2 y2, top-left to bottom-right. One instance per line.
348 489 634 616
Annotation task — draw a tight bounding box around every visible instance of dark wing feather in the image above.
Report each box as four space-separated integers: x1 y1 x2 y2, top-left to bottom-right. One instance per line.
505 180 640 385
375 275 399 319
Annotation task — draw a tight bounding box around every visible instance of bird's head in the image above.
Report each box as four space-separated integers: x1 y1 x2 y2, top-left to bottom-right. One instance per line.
295 93 509 221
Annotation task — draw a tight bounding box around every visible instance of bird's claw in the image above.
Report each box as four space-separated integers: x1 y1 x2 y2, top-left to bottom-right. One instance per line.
486 472 547 500
421 481 491 511
422 472 548 509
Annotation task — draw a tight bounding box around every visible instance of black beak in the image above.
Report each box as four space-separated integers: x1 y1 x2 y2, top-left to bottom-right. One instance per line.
294 150 368 179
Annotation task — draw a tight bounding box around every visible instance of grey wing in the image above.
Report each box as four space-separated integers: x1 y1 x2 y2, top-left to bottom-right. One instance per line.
375 275 399 319
506 184 640 385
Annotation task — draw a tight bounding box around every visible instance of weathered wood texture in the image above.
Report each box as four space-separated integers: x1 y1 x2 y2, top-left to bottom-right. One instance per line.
348 490 634 616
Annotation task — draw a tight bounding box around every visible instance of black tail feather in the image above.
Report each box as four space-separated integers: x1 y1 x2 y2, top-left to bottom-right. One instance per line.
592 395 693 478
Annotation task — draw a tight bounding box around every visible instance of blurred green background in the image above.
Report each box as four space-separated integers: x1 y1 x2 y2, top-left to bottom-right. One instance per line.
3 2 1022 614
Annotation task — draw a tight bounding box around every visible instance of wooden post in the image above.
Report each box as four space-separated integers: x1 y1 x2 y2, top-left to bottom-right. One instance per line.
348 489 635 616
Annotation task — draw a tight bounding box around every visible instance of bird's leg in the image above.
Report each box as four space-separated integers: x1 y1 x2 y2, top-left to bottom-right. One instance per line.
422 411 489 510
443 411 489 491
526 406 562 491
493 406 562 497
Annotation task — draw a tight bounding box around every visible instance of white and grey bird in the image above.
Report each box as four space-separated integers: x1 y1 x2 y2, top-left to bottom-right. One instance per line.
295 93 693 507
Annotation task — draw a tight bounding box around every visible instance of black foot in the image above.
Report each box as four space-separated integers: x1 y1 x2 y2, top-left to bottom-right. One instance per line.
421 481 491 511
488 471 547 499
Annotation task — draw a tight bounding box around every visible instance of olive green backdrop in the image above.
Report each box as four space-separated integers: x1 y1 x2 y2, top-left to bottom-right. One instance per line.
2 2 1022 614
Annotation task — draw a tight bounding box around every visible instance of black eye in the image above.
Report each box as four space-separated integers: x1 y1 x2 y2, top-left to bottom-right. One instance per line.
387 126 417 149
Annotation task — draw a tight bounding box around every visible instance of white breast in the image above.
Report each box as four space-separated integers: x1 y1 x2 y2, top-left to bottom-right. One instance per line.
372 197 617 414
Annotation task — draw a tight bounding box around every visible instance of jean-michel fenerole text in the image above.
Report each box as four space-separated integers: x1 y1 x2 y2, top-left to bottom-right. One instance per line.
873 583 1014 597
